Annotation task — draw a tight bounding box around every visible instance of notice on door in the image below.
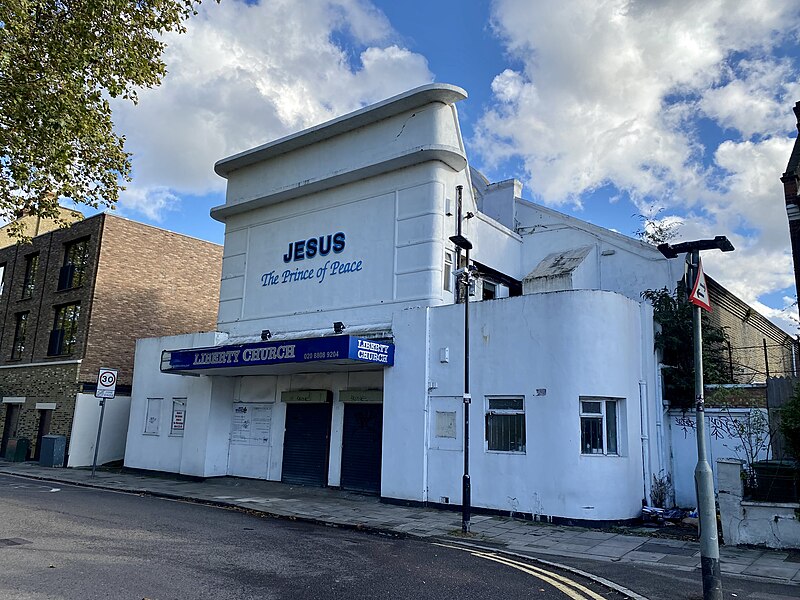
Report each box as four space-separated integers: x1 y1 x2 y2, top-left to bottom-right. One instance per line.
231 403 272 446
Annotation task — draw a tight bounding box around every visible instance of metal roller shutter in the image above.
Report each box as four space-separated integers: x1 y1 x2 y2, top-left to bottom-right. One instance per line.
340 403 382 494
281 402 332 486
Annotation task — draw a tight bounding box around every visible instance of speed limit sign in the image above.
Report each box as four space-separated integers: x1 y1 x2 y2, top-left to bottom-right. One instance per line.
96 368 118 399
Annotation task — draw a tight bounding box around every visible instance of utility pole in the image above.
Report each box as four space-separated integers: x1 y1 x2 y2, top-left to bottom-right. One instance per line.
659 237 734 600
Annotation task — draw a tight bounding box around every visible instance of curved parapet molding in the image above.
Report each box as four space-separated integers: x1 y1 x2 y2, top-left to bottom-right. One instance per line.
215 83 468 178
211 145 466 221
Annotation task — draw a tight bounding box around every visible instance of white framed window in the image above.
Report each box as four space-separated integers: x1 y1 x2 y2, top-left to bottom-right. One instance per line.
580 397 619 455
443 250 453 292
485 396 525 453
144 397 162 435
170 398 186 436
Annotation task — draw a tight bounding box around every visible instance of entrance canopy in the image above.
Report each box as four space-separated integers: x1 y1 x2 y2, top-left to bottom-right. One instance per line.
160 334 394 376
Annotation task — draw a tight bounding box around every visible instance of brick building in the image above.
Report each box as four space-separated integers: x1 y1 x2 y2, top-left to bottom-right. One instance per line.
0 213 222 464
781 101 800 301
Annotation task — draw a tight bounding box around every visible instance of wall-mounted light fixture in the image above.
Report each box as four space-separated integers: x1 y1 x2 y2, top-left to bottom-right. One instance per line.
333 322 346 334
261 329 272 341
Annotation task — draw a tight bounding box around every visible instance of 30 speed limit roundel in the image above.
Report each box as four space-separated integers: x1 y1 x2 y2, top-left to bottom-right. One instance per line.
99 370 116 387
96 367 118 399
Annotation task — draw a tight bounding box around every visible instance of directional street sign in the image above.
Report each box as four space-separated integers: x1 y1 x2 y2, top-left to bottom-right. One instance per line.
95 368 118 399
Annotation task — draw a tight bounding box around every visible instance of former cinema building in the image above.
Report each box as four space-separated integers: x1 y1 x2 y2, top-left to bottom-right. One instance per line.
124 83 792 522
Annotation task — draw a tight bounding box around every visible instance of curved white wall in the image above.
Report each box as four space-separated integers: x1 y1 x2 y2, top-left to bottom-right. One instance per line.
388 290 649 521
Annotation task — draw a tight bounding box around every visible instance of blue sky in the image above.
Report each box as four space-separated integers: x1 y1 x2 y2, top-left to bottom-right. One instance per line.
99 0 800 330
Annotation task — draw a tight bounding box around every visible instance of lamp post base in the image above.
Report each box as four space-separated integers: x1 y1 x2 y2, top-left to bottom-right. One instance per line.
462 474 471 533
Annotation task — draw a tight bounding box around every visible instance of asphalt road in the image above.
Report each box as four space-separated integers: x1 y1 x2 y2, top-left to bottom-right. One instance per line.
0 474 627 600
529 550 800 600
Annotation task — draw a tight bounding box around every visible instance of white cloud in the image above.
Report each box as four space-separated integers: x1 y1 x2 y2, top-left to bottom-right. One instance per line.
117 187 181 222
111 0 433 216
477 0 800 328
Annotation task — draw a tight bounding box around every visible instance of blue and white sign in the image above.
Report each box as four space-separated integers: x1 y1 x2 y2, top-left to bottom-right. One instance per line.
162 335 394 372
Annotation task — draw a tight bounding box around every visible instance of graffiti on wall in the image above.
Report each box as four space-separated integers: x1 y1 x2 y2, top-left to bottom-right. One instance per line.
674 415 744 440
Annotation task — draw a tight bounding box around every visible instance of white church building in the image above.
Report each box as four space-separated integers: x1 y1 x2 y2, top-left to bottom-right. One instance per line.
124 83 691 523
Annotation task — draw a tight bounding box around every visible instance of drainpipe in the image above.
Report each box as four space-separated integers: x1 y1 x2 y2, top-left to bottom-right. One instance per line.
639 380 652 505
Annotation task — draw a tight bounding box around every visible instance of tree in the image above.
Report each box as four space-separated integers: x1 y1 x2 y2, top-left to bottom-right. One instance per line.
642 285 732 409
634 206 680 246
0 0 209 239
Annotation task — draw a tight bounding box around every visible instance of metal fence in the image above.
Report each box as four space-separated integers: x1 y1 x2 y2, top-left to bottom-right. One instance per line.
743 462 799 503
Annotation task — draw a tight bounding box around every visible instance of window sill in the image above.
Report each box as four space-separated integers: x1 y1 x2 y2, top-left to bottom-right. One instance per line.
485 449 526 455
580 453 623 458
142 432 160 436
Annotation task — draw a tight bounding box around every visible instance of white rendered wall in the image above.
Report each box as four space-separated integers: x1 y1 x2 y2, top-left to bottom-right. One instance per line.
408 290 649 521
219 162 482 337
68 393 131 467
125 332 223 475
669 408 771 507
515 200 683 302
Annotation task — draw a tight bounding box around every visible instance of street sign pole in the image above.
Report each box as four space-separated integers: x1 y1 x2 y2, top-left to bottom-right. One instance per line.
658 239 733 600
690 250 723 600
91 399 106 479
92 368 117 479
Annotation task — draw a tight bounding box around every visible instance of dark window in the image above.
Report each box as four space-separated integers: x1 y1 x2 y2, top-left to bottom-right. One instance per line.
21 253 39 299
482 281 496 300
48 303 80 356
580 398 619 455
58 238 89 290
485 397 526 452
10 312 29 360
0 263 6 296
443 251 453 292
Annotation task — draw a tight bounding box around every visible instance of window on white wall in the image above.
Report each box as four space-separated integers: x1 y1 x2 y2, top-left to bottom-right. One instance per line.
170 398 186 436
443 250 453 292
144 397 162 435
580 397 619 455
485 397 525 452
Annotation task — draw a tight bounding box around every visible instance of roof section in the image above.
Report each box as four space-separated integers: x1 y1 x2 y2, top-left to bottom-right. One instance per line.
525 246 593 280
215 83 467 178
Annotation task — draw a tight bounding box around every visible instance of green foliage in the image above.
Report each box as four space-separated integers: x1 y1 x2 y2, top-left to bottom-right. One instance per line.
0 0 209 239
634 206 680 246
642 285 732 408
780 386 800 461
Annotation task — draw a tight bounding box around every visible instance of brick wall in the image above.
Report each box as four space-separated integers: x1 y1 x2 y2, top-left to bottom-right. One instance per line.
707 278 797 385
81 215 222 386
0 363 81 459
0 207 83 249
0 216 103 366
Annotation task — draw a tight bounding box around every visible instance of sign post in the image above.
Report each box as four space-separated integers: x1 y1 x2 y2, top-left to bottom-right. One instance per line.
92 368 117 478
658 237 733 600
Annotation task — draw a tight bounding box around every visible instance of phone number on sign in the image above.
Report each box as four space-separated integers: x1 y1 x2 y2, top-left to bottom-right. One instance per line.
303 351 340 360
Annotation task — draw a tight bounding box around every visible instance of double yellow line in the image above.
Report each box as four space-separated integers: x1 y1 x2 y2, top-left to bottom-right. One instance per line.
434 543 609 600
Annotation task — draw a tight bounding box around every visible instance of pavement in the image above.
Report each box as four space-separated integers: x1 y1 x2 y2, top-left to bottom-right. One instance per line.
2 460 799 588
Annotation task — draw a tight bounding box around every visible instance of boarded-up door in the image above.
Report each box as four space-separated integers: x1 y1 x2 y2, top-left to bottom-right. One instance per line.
341 403 383 494
281 402 332 486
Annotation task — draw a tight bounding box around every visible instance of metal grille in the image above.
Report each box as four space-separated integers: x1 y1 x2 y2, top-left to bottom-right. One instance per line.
743 464 799 503
485 397 525 452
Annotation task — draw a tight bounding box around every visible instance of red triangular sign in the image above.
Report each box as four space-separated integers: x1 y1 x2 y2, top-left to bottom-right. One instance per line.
689 257 711 311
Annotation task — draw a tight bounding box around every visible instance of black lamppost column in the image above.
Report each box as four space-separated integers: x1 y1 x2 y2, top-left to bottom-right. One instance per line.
450 233 473 533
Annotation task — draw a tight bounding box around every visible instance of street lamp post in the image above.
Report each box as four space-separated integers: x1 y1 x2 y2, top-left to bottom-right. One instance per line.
658 236 734 600
450 233 473 534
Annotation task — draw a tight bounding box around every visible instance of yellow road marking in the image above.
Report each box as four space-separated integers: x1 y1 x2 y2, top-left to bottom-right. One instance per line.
434 542 608 600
